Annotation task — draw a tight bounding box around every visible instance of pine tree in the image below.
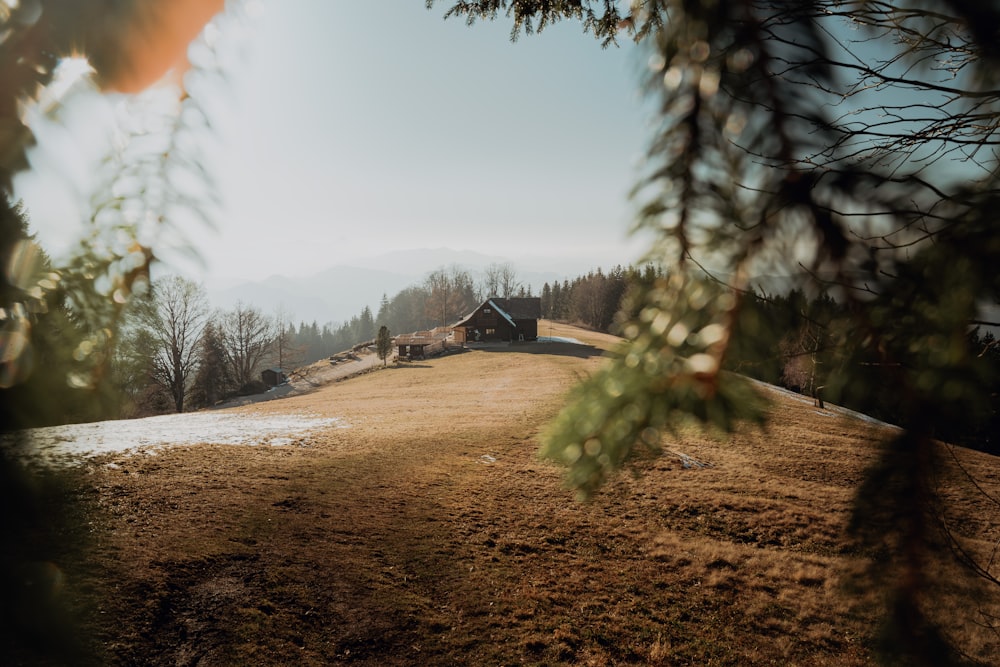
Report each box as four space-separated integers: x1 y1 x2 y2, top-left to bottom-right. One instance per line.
358 306 376 342
376 293 391 326
376 325 393 367
540 282 552 318
190 321 233 408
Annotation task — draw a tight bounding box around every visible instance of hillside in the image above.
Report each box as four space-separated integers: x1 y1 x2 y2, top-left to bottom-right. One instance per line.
26 322 1000 665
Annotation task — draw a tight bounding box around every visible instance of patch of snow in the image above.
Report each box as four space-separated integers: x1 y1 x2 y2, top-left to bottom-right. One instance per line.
1 412 347 467
829 404 901 430
537 336 583 344
749 378 899 430
752 380 816 406
478 454 497 464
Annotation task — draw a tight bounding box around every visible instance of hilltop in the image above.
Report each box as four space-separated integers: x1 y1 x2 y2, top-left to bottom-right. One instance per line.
27 322 1000 665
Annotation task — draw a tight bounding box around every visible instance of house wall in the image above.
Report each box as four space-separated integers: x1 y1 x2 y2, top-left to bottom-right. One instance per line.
454 299 540 343
398 343 428 358
398 339 450 358
476 308 500 327
513 319 538 341
464 322 513 342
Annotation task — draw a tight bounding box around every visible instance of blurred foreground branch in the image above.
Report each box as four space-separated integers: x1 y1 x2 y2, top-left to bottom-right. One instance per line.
433 1 1000 662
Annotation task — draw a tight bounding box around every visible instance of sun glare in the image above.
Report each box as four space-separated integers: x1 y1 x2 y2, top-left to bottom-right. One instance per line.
34 56 95 115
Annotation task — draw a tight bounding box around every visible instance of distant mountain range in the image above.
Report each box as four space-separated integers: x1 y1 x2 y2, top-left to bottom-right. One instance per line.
213 247 985 329
207 247 620 326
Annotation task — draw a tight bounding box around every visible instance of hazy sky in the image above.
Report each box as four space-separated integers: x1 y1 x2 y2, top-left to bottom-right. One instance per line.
15 2 654 285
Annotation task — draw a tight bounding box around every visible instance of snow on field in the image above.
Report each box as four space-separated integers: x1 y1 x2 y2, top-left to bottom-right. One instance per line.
538 336 583 344
1 412 347 467
751 379 900 430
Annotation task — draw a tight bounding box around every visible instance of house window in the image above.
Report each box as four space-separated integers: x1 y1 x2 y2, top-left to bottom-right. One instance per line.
483 308 491 314
486 328 495 335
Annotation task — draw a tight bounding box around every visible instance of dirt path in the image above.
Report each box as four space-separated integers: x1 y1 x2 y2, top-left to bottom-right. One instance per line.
216 349 387 408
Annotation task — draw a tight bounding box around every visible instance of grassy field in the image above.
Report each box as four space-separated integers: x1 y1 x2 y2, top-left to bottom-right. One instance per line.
36 321 1000 665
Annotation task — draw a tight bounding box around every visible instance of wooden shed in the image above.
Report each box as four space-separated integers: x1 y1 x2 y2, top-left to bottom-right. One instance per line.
452 297 541 343
396 328 452 359
261 367 286 387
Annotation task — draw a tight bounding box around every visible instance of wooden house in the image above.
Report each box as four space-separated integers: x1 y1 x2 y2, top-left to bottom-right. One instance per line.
452 297 541 343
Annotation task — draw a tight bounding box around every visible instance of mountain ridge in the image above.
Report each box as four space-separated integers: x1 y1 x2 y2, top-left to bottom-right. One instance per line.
207 247 623 325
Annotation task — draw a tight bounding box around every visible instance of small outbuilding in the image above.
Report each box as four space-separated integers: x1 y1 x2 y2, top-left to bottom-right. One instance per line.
452 297 541 343
396 328 452 359
261 367 286 388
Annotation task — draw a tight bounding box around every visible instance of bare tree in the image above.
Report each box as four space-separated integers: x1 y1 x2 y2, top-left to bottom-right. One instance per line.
271 305 303 372
137 276 208 413
481 262 521 299
482 262 503 298
569 271 606 329
779 327 824 407
425 268 452 326
425 265 476 326
189 321 233 408
218 303 276 390
450 265 477 316
498 262 521 300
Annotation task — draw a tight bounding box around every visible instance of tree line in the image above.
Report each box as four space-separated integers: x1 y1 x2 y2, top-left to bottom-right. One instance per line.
287 263 663 367
100 262 535 416
102 260 653 416
723 287 1000 456
286 263 531 365
62 255 1000 457
112 276 284 416
539 264 660 331
537 263 1000 456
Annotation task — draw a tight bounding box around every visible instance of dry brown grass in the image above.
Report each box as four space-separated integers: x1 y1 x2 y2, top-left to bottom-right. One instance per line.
51 320 1000 665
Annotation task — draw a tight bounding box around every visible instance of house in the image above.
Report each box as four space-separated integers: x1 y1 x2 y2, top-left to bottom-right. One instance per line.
452 297 541 343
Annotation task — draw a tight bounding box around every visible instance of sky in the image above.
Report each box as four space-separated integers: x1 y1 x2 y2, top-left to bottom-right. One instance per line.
14 1 655 287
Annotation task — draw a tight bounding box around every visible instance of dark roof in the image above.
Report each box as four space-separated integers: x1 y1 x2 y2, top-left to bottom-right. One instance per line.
452 297 542 329
495 297 541 320
488 299 516 328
